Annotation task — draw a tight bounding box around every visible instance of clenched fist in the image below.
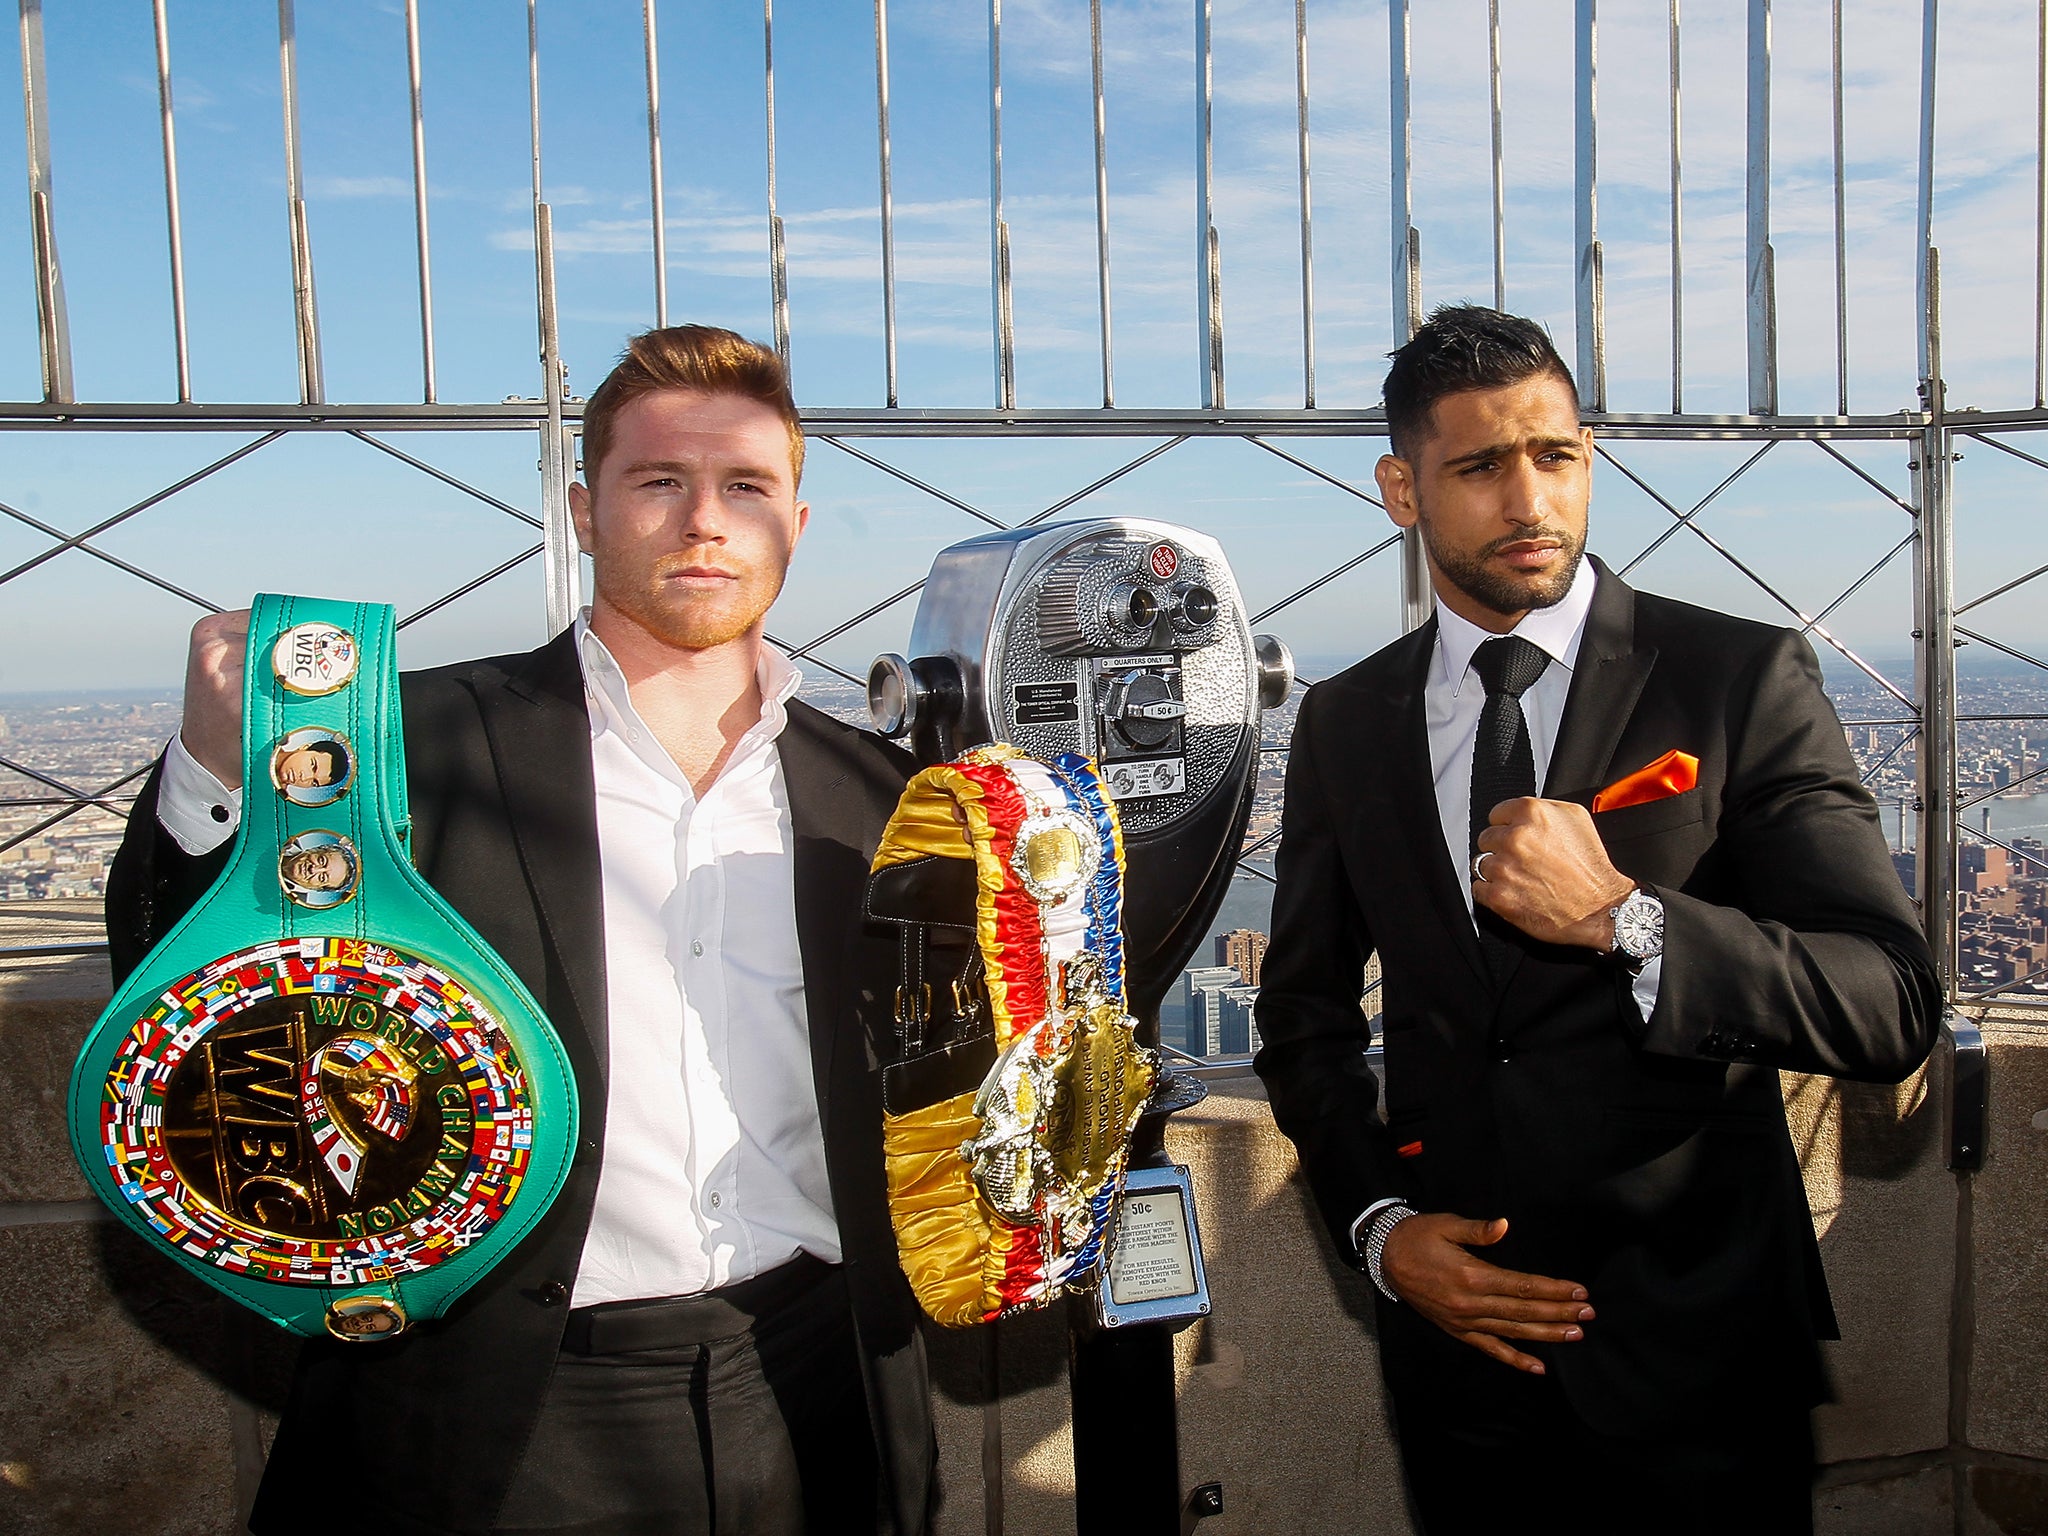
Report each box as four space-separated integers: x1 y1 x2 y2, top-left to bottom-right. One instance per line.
180 610 251 788
1471 796 1634 951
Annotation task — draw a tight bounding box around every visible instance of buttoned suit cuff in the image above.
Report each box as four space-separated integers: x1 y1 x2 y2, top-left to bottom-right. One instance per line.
157 734 240 857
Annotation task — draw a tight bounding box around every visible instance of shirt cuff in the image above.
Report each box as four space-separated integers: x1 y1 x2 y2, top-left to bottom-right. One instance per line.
1630 954 1663 1023
157 733 241 856
1349 1198 1415 1303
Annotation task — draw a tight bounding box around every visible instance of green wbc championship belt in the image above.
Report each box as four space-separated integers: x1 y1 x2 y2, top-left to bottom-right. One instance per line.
68 594 578 1341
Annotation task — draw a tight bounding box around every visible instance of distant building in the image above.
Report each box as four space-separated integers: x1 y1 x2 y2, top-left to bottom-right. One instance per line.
1214 928 1269 986
1219 985 1259 1054
1182 965 1240 1055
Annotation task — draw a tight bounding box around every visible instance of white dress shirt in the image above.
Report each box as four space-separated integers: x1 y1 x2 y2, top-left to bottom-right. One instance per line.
155 614 840 1307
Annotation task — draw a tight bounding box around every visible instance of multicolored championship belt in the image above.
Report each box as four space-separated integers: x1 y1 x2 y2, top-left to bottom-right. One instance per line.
868 744 1156 1326
68 595 578 1341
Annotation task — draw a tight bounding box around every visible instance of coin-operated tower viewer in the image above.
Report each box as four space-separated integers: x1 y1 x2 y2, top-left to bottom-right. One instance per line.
868 519 1292 1533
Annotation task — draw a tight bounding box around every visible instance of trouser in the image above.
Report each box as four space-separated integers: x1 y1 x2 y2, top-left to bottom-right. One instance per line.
1389 1357 1816 1536
494 1253 881 1536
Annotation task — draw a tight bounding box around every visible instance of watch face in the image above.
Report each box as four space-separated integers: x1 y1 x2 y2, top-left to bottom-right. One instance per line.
96 937 538 1286
1613 894 1665 961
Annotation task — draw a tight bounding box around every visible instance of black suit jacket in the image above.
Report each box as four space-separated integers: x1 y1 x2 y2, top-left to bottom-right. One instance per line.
1253 559 1940 1435
105 632 934 1536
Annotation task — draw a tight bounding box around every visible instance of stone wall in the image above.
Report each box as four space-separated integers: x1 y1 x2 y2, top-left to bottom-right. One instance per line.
5 931 2045 1535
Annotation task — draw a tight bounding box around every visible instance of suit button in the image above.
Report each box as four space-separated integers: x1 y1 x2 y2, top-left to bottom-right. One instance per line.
538 1280 569 1307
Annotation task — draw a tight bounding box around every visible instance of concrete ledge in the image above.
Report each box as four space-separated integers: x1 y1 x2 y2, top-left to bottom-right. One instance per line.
0 1219 289 1536
8 976 2048 1534
1166 1082 1413 1535
1 997 99 1203
1965 1019 2048 1469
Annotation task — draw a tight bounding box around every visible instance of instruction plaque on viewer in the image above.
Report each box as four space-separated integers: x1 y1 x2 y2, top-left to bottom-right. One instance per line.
1100 1162 1211 1328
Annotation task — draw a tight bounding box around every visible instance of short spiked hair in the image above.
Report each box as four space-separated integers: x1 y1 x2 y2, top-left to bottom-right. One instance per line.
580 324 804 487
1382 305 1577 459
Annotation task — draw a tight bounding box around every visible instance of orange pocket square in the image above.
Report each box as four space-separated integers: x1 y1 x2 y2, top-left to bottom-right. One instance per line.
1593 750 1699 813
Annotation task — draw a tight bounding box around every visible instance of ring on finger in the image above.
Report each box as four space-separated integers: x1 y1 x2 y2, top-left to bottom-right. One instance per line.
1471 850 1494 883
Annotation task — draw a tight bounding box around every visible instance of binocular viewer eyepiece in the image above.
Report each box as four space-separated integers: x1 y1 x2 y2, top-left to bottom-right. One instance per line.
869 518 1292 1018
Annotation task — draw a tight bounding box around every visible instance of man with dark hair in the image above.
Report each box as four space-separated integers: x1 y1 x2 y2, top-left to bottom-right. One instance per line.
1255 304 1939 1531
275 737 348 792
107 324 934 1535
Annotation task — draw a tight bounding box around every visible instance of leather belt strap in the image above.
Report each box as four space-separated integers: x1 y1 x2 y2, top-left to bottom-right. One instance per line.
70 594 579 1341
561 1253 838 1354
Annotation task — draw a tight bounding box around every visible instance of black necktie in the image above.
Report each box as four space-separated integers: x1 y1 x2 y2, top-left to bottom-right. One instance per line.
1468 635 1550 981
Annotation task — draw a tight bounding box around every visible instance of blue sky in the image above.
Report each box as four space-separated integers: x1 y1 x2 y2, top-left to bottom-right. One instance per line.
1 0 2046 695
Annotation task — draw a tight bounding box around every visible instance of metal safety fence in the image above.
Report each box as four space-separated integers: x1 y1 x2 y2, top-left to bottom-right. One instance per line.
1 0 2045 1031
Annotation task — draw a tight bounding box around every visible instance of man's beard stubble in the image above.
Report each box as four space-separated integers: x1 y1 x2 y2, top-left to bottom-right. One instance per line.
596 549 790 652
1420 520 1586 619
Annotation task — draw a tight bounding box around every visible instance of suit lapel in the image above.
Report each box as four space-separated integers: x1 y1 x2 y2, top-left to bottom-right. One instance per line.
776 702 861 1146
1543 556 1657 804
1365 620 1492 994
474 630 611 1088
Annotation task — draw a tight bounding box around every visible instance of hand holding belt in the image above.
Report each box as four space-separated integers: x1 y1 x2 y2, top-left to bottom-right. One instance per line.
69 595 578 1341
868 745 1156 1326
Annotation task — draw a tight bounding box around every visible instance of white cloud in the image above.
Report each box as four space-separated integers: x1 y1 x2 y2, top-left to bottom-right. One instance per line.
308 175 412 200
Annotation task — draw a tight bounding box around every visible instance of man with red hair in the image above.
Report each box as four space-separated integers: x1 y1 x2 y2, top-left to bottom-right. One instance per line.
109 326 934 1535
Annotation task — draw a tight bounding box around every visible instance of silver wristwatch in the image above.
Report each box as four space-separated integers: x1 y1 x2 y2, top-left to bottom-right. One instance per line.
1608 886 1665 970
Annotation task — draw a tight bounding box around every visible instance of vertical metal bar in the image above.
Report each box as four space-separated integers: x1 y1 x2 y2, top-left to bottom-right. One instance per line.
1389 0 1417 345
874 0 898 407
2037 0 2045 407
1488 0 1505 311
1669 0 1684 414
1293 0 1316 408
528 0 543 221
1574 0 1604 413
151 0 190 403
1196 0 1223 409
989 0 1015 410
18 0 69 404
1916 0 1937 383
763 0 789 366
1390 0 1427 632
1917 248 1957 992
1911 0 1951 989
1833 0 1849 415
538 204 577 636
278 0 323 405
1746 0 1777 415
1089 0 1114 408
530 0 577 634
643 0 667 329
405 0 437 402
